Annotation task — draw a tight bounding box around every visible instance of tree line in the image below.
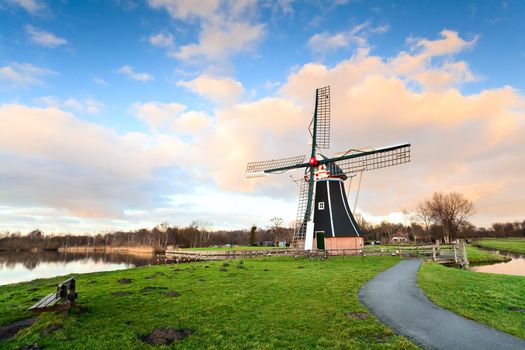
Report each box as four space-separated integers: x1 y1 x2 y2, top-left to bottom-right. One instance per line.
0 220 294 252
359 192 524 243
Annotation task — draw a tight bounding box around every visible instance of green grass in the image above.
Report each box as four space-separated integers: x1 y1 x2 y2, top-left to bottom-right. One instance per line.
465 246 511 264
362 244 509 264
475 238 525 254
0 256 417 350
177 246 287 251
418 262 525 340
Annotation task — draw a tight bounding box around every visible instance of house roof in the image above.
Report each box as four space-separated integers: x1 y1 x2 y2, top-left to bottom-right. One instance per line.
392 230 408 238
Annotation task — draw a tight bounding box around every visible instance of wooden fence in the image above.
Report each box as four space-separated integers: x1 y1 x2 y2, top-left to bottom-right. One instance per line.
165 240 469 266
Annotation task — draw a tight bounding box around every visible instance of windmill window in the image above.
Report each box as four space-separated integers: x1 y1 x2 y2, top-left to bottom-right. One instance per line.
318 202 325 210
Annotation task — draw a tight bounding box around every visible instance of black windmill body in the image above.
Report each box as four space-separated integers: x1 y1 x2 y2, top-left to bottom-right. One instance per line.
246 86 411 250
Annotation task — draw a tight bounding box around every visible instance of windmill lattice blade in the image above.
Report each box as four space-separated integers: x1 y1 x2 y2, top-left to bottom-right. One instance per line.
245 155 306 176
312 86 330 149
333 144 411 175
292 179 311 248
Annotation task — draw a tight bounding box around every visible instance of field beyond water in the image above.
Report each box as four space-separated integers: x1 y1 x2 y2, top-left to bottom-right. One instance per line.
418 262 525 340
475 238 525 254
0 256 417 350
465 245 511 264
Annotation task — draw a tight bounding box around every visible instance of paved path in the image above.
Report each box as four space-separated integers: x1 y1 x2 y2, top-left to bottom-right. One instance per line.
359 259 525 350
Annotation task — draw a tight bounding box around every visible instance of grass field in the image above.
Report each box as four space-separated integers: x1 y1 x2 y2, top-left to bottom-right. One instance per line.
418 262 525 340
0 256 418 350
465 245 511 264
475 238 525 254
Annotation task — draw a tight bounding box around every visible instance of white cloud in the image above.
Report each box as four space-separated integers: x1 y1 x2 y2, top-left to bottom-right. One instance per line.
174 111 213 133
0 62 56 87
308 32 349 52
307 21 389 55
147 0 265 63
148 31 175 49
131 101 186 130
177 74 244 104
148 31 178 58
173 20 264 62
117 65 154 82
147 0 220 20
38 97 104 115
411 29 478 57
130 101 212 134
0 104 186 218
25 25 67 47
93 77 108 85
264 81 280 91
390 30 479 90
189 97 306 191
7 0 44 14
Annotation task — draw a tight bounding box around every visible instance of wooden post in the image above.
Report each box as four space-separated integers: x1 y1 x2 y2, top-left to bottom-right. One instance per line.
453 245 458 263
58 283 68 319
69 279 76 303
432 246 436 261
459 239 469 268
436 239 441 256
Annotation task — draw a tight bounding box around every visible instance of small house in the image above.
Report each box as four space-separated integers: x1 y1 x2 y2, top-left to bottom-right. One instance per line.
391 230 409 243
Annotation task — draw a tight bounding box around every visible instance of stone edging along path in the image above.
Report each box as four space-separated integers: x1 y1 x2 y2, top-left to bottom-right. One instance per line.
358 259 525 350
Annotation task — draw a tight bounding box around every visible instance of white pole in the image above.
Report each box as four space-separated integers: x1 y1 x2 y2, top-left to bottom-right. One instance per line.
353 170 363 213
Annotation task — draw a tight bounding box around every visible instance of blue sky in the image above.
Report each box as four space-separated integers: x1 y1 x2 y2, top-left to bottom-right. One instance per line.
1 0 524 233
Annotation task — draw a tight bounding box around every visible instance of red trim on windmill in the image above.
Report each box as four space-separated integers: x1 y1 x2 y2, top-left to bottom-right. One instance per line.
309 156 319 166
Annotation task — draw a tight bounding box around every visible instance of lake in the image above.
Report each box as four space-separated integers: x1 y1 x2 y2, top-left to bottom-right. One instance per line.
470 250 525 277
0 251 165 286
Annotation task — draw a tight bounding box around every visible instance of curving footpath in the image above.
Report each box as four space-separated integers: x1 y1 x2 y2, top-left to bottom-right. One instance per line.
359 259 525 350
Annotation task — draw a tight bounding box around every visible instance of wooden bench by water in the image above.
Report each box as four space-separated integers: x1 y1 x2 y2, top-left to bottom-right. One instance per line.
28 277 77 318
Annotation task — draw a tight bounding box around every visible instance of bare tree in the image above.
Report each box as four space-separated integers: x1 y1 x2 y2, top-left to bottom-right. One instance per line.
419 192 475 243
154 222 169 248
417 201 434 242
269 217 284 244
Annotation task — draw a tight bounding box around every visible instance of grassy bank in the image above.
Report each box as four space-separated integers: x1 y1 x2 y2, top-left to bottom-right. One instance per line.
0 256 417 350
418 262 525 340
475 238 525 254
465 245 511 264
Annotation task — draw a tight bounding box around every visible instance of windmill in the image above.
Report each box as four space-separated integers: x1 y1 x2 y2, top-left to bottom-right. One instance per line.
246 86 411 251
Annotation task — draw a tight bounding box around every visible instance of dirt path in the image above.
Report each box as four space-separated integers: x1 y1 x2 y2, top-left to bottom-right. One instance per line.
359 259 525 350
0 317 37 341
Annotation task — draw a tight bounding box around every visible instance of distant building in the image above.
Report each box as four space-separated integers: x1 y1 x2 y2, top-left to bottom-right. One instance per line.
391 230 409 243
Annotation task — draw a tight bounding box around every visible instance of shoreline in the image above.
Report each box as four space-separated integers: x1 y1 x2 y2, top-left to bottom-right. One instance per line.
0 245 164 254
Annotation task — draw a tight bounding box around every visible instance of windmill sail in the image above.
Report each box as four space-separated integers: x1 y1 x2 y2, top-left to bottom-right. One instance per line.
245 155 306 177
331 144 410 176
292 178 312 248
310 86 330 150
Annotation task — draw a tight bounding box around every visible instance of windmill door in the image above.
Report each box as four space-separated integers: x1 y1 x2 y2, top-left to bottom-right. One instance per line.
316 231 325 250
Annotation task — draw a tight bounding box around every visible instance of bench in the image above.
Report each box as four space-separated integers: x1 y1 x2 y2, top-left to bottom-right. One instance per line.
28 277 77 318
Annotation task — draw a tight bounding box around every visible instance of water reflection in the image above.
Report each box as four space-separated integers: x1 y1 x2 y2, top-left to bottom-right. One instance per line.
0 251 165 285
470 250 525 277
